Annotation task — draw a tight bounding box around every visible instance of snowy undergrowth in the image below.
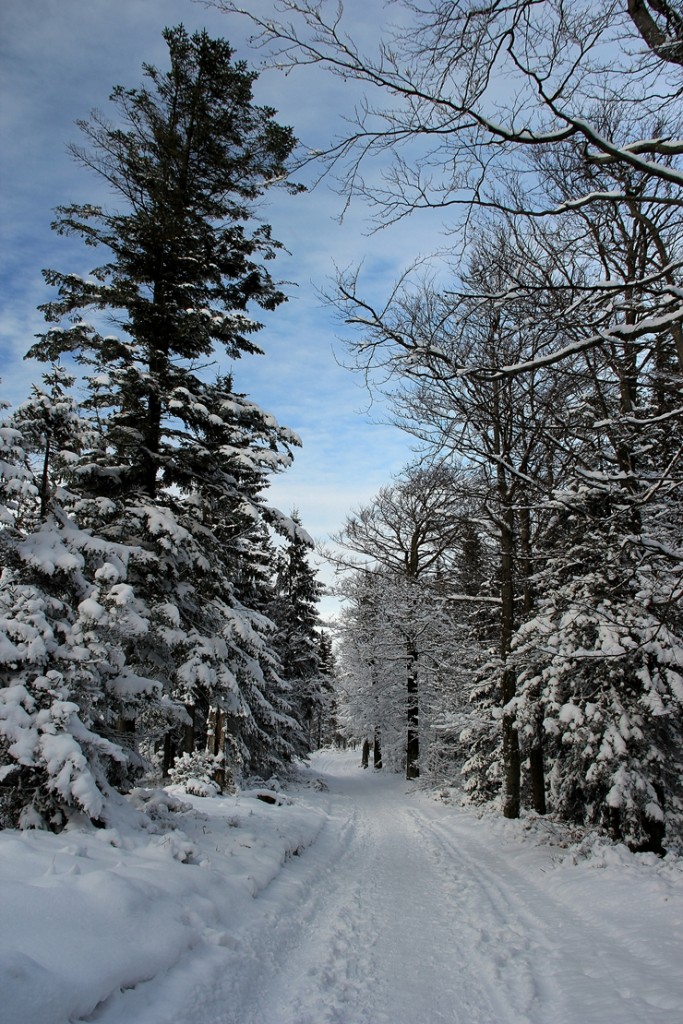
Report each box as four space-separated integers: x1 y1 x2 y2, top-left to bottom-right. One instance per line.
0 780 325 1024
432 779 683 859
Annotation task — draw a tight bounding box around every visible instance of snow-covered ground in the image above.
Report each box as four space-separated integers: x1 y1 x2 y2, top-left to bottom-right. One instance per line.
1 749 682 1024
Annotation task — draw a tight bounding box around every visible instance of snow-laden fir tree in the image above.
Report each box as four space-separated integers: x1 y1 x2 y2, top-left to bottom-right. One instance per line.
3 26 310 818
269 513 329 755
0 369 163 828
512 485 683 852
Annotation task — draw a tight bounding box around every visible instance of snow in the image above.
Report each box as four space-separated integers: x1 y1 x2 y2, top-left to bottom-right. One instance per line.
1 749 682 1024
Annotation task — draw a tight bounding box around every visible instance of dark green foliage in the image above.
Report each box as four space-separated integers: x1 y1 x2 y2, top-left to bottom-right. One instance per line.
1 27 313 826
269 516 329 753
29 24 301 501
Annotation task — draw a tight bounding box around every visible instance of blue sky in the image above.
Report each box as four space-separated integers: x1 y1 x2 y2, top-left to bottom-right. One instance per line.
1 0 440 616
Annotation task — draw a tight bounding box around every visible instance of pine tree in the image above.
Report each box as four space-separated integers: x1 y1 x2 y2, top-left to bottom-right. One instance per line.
0 371 160 828
13 26 307 803
512 485 683 851
269 514 326 754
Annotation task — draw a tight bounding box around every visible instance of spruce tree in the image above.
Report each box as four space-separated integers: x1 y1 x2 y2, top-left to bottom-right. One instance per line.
18 26 306 797
512 486 683 851
0 371 160 828
30 24 300 501
269 515 326 754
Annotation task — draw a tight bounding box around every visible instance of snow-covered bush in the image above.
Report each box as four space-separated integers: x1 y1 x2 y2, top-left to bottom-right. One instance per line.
167 751 225 797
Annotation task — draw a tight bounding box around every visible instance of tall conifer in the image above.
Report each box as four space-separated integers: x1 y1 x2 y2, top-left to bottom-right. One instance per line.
6 26 307 811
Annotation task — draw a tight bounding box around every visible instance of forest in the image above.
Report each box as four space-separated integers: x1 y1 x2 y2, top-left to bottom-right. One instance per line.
2 0 683 861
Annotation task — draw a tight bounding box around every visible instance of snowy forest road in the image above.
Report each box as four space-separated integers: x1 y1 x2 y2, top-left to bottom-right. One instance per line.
162 750 682 1024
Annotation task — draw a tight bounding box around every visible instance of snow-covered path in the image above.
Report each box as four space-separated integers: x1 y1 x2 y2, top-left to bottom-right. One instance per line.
145 750 682 1024
3 749 682 1024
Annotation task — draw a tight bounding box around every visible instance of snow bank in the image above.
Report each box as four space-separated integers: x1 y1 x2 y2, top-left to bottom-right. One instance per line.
0 784 325 1024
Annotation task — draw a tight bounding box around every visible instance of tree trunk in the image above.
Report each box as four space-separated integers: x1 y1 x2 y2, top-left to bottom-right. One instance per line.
162 732 175 777
212 707 225 757
183 704 196 755
518 503 546 812
499 494 520 818
39 432 51 521
491 373 521 818
406 638 420 779
501 666 521 818
373 727 382 770
207 706 227 790
116 715 136 755
361 738 370 768
529 716 547 815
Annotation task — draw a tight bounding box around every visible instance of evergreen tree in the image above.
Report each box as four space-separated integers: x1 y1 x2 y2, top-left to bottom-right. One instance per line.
0 371 160 828
30 24 300 501
269 514 326 754
4 26 307 814
314 629 340 749
512 485 683 851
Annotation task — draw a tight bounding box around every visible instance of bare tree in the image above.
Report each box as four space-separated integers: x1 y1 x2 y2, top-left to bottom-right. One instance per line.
333 462 476 778
212 1 683 376
213 3 683 204
333 224 580 812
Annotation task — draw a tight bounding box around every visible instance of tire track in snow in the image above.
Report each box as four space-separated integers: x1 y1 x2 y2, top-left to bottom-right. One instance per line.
229 782 383 1022
412 805 683 1024
225 803 370 1024
410 806 562 1023
352 794 525 1024
216 764 531 1024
